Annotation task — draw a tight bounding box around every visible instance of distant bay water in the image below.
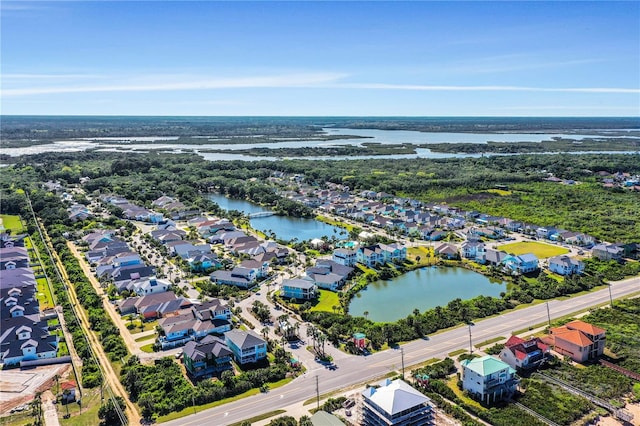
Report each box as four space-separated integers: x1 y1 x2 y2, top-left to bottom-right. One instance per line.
2 124 638 161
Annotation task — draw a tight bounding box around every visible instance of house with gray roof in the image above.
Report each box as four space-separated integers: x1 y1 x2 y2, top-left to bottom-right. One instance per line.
549 255 585 276
304 259 353 291
224 330 267 364
281 278 317 300
183 335 233 378
0 316 58 367
210 267 257 289
592 243 624 261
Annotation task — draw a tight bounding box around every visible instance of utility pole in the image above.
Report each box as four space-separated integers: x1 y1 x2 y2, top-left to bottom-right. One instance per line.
468 324 473 354
315 376 320 410
400 347 405 380
546 302 551 328
608 283 614 308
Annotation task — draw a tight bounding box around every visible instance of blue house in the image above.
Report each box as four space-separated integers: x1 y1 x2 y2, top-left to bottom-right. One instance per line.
281 278 317 300
502 253 539 275
225 330 267 364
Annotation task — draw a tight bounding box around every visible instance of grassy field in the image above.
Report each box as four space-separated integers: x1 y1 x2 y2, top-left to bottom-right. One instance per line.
498 241 569 258
310 289 340 313
36 277 55 310
315 215 356 232
0 214 25 232
407 246 437 266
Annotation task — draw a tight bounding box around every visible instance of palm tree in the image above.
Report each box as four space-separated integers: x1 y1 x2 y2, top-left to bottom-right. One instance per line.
31 391 43 426
363 311 369 320
261 326 270 341
332 305 339 314
293 322 300 339
317 333 327 357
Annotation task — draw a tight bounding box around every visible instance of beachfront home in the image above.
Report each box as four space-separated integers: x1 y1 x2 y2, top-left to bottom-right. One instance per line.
592 244 624 261
543 320 606 363
499 336 550 371
548 255 585 276
461 355 518 404
361 378 433 426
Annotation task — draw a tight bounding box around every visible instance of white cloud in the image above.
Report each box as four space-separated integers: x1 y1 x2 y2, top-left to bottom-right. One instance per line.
2 73 348 96
4 70 638 97
332 83 640 94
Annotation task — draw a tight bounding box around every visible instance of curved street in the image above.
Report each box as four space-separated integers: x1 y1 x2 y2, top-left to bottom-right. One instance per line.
165 275 640 426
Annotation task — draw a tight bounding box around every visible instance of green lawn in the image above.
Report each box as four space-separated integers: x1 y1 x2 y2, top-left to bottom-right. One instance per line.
36 277 55 310
315 215 355 232
0 214 25 232
140 343 155 353
407 246 437 265
310 289 340 313
498 241 569 258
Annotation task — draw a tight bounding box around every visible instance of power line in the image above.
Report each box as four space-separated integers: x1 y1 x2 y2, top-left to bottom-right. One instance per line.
24 190 128 425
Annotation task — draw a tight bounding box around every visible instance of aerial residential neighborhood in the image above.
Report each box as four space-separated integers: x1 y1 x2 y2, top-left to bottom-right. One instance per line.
2 156 639 426
2 1 640 423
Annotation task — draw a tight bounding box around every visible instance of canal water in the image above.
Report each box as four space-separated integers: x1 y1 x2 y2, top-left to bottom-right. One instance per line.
349 266 507 323
207 193 344 242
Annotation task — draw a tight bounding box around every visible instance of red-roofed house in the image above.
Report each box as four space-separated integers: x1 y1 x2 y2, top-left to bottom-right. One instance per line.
499 335 550 371
542 320 606 362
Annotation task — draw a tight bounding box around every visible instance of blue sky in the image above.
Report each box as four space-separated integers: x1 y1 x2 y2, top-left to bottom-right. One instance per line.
2 1 639 116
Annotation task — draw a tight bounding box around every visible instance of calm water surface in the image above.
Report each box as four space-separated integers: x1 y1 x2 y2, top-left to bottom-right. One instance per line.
5 127 635 159
349 266 507 323
207 193 343 241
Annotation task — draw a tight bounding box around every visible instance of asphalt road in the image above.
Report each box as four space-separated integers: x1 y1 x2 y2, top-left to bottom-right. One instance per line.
165 275 639 426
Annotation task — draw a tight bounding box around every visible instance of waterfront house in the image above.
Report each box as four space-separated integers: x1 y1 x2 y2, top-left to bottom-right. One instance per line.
332 248 357 267
224 330 267 364
499 336 550 371
183 335 233 378
461 355 518 404
502 253 539 275
304 260 353 291
361 378 433 426
548 255 585 276
542 320 606 363
434 243 459 259
281 278 317 300
461 241 486 262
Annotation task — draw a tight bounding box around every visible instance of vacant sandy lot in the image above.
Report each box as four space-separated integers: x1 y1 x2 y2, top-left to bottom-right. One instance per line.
0 364 70 415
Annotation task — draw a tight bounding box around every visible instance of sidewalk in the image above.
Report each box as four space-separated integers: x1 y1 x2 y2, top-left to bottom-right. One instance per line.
43 390 60 426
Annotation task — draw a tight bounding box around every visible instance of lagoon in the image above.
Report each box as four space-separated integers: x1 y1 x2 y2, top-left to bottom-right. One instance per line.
349 266 507 323
5 127 635 160
207 193 344 242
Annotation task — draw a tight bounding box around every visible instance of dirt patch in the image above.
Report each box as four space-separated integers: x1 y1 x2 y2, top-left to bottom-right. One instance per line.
0 364 70 415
